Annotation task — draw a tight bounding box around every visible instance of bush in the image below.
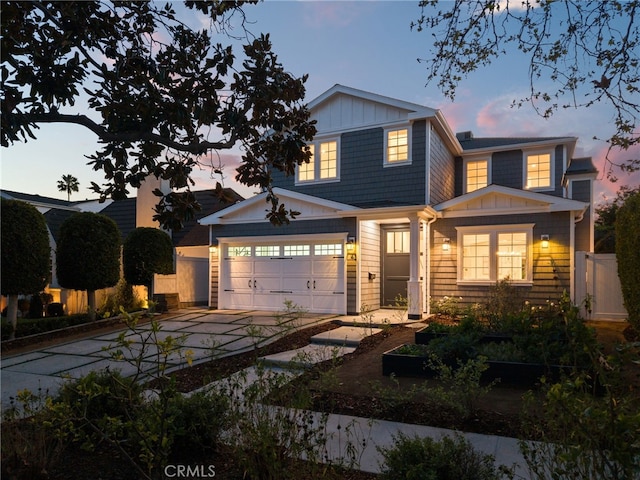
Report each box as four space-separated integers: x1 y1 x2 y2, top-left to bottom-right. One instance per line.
378 432 513 480
0 313 90 340
616 190 640 331
47 302 65 317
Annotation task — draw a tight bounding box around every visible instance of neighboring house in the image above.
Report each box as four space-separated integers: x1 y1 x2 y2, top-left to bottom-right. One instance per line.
1 184 243 314
200 84 597 319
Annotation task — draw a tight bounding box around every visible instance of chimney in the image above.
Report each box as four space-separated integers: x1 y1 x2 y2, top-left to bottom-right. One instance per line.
456 131 474 142
136 175 171 229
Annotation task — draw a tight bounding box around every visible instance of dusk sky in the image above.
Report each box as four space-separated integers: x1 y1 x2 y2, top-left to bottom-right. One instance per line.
2 1 638 205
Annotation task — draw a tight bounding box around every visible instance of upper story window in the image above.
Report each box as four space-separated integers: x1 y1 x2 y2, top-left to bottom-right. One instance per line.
525 152 552 190
296 138 340 184
465 159 489 193
384 127 411 166
457 224 533 285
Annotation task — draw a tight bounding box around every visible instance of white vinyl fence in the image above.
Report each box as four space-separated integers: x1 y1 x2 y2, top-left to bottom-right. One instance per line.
575 252 627 321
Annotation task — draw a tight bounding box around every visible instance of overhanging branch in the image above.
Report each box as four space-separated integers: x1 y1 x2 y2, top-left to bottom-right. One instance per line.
23 112 237 154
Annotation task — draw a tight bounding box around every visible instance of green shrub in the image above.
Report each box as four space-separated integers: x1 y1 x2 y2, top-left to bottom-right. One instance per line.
616 190 640 331
0 313 91 340
378 432 513 480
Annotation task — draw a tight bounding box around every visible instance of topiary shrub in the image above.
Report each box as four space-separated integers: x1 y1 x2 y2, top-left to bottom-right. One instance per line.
615 190 640 331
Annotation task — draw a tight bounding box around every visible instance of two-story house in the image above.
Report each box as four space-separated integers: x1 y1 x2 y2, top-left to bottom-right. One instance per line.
200 85 597 319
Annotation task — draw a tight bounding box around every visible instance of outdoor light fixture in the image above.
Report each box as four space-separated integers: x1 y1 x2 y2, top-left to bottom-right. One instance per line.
541 235 549 249
442 238 451 252
347 237 357 260
209 244 218 255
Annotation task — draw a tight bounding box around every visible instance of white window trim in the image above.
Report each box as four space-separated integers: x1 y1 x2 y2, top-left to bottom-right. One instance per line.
295 136 341 185
383 124 412 167
462 157 491 194
455 224 534 286
523 149 555 192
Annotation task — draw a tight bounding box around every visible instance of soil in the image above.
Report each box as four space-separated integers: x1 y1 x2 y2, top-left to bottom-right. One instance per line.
4 317 638 480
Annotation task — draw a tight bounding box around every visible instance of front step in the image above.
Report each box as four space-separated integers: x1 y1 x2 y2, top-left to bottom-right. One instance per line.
310 326 382 347
259 343 356 369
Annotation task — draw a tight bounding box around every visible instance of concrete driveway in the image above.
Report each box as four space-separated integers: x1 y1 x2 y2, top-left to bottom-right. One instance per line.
1 308 338 410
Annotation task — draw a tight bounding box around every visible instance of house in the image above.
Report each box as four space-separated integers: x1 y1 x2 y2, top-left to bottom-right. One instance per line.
1 182 243 314
199 84 597 319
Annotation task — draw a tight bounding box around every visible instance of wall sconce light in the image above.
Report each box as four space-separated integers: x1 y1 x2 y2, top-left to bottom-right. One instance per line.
541 235 549 249
442 238 451 252
209 244 218 255
347 237 357 260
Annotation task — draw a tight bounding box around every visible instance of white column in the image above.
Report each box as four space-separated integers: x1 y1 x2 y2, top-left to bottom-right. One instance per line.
407 214 423 320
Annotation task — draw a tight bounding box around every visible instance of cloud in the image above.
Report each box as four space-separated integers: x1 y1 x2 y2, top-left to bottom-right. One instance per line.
301 2 367 28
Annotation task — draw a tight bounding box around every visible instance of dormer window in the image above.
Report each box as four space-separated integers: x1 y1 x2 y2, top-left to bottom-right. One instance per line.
296 138 340 184
384 127 411 166
525 152 552 190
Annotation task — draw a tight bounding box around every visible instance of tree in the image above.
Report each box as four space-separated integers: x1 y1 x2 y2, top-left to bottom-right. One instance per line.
615 190 640 331
56 212 121 321
1 1 316 230
1 199 51 339
413 0 639 179
594 185 640 253
123 227 174 304
57 174 80 202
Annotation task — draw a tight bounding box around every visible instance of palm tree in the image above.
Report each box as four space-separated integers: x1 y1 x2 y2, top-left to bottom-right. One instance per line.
57 174 79 202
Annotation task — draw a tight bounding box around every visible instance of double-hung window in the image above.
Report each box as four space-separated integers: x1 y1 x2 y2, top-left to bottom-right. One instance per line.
465 159 489 193
384 127 411 166
456 225 533 284
297 138 340 184
525 152 552 190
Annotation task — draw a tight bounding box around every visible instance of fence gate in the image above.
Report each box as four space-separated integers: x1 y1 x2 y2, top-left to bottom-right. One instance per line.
575 252 627 321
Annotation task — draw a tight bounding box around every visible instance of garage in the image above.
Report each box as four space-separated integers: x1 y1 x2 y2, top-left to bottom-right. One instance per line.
219 239 346 314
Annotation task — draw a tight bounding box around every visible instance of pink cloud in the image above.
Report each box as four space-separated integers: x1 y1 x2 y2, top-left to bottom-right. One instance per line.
301 2 365 28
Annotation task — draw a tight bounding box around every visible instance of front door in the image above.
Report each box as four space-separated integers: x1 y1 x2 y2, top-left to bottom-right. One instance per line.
381 227 410 306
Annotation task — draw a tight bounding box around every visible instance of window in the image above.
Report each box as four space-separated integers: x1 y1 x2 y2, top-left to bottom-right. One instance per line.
296 138 339 184
385 128 410 164
255 245 280 256
465 159 488 193
283 245 310 256
525 152 552 189
457 225 533 284
314 244 342 256
227 246 251 257
386 230 410 254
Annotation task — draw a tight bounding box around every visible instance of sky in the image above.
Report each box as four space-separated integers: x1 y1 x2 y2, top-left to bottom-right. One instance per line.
2 1 638 205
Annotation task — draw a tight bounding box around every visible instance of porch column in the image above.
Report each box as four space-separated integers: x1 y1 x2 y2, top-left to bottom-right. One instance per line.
407 214 423 320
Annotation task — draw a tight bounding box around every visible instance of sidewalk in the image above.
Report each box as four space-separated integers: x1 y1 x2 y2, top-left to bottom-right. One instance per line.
0 307 532 477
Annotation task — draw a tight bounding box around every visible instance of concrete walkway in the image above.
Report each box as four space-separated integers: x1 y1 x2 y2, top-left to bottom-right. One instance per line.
0 308 532 478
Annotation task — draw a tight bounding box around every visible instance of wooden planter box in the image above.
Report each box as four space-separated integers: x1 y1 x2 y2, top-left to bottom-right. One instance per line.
382 345 582 386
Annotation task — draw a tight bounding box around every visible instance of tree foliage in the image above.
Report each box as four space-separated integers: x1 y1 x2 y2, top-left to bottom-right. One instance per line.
615 190 640 330
57 174 80 202
413 0 639 178
1 1 316 229
56 212 121 320
594 185 640 253
123 227 174 292
1 199 52 296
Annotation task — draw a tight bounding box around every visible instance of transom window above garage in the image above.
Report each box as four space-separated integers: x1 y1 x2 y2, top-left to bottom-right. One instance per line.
284 245 310 256
314 244 343 256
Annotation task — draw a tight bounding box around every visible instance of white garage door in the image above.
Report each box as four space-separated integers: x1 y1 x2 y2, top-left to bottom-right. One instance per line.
220 240 346 314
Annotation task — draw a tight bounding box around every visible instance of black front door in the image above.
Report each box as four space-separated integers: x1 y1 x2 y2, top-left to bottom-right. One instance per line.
381 226 410 306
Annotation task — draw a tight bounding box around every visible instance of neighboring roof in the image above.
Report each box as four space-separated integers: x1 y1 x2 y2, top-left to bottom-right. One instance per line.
99 197 137 242
174 188 245 246
565 157 598 175
43 208 77 243
0 189 79 211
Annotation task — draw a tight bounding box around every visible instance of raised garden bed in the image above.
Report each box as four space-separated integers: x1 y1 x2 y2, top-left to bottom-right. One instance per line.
382 344 585 387
414 328 512 345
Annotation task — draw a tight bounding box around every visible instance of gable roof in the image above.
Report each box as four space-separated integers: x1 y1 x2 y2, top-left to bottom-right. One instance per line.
308 84 462 154
199 187 357 226
434 184 588 218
